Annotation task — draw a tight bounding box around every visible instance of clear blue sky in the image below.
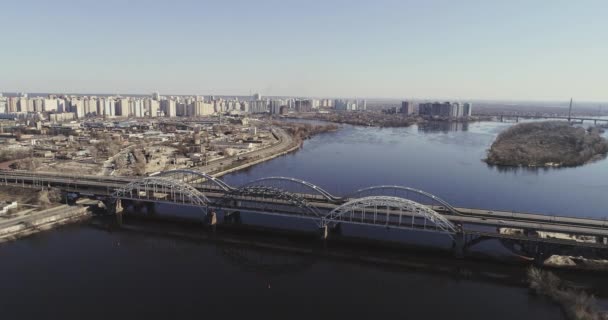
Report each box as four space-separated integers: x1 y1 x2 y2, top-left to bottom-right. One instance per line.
1 0 607 101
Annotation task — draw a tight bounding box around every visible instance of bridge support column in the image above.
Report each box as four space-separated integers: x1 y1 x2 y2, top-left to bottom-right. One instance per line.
533 243 548 267
319 225 329 240
145 202 156 215
115 199 123 226
330 223 342 236
452 232 466 259
224 211 241 224
205 211 217 230
115 199 123 214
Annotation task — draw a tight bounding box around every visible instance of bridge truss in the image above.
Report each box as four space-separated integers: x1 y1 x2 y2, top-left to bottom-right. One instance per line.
104 170 462 236
323 196 458 236
113 176 210 208
218 185 323 220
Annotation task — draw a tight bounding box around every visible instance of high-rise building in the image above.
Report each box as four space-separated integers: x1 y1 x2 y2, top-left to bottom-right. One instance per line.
149 100 160 117
419 101 471 118
18 97 29 112
84 98 97 115
295 99 313 112
194 100 214 116
44 98 58 112
130 99 144 117
400 101 416 115
0 97 6 114
161 99 177 117
7 97 18 112
253 93 261 101
358 100 367 111
334 99 347 110
99 98 115 117
270 99 284 114
463 103 473 116
249 99 268 113
71 99 86 118
152 92 160 101
57 99 66 113
116 98 130 117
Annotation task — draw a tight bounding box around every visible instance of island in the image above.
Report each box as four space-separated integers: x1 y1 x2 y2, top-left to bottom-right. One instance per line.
485 121 608 167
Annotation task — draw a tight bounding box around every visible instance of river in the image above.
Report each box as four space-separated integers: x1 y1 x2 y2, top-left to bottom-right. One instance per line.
1 120 607 319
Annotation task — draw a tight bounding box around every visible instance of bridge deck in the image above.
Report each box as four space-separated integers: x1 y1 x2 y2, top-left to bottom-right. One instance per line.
1 171 607 249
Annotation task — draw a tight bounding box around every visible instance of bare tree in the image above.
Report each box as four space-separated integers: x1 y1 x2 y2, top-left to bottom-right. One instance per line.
88 146 99 163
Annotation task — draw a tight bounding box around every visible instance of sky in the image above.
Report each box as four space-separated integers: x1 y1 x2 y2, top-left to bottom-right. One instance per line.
1 0 607 101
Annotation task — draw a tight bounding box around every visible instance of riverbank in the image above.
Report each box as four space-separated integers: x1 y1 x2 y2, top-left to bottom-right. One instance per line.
283 112 493 128
528 267 608 319
208 123 337 177
486 121 608 167
0 204 90 243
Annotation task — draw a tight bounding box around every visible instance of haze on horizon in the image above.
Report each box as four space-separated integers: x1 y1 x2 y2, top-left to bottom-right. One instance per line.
1 0 607 102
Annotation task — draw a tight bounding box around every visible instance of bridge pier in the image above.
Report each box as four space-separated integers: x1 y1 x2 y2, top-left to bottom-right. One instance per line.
331 223 342 236
205 211 217 230
319 225 329 240
115 199 123 226
224 211 242 224
533 243 548 267
115 199 123 214
145 202 156 215
452 232 466 259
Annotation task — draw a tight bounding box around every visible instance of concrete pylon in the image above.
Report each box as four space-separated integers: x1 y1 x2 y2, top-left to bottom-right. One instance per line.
452 232 466 259
224 211 241 224
115 199 123 226
115 199 123 214
533 243 548 267
206 211 217 228
319 225 329 240
146 202 156 215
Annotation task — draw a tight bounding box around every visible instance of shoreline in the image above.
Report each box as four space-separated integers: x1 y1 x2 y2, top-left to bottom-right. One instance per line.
0 204 91 243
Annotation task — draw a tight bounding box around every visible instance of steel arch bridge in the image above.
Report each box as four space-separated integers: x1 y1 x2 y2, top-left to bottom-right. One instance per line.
109 170 464 236
218 185 323 220
113 176 210 207
241 177 340 202
347 186 461 215
153 169 234 192
322 196 458 237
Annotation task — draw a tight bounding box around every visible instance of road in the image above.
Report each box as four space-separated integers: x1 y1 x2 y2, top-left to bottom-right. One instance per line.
197 127 295 176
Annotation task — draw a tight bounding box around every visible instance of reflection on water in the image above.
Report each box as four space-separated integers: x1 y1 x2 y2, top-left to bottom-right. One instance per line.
0 221 569 319
216 245 316 275
223 121 608 218
418 121 469 133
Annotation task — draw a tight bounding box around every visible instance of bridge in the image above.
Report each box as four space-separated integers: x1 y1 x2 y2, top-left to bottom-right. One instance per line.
2 169 607 263
497 114 608 125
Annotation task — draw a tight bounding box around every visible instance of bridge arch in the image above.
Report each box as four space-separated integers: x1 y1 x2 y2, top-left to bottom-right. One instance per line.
153 170 234 192
323 196 458 235
113 176 210 207
219 185 322 219
347 186 460 215
241 177 340 202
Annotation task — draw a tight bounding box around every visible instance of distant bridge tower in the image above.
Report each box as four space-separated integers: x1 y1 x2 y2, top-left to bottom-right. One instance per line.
568 98 573 123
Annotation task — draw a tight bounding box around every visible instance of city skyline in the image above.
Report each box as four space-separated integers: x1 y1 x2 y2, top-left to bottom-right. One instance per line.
2 0 608 101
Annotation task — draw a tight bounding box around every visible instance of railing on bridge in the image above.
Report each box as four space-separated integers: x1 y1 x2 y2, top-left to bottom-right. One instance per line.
2 169 608 256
